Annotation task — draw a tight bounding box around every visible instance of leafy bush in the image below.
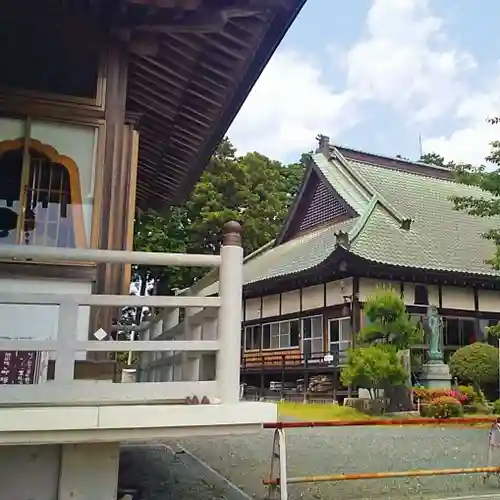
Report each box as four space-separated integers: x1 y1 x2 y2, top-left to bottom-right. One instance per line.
464 402 491 415
341 344 408 399
413 387 467 404
457 385 484 404
424 396 464 419
492 399 500 415
449 343 499 388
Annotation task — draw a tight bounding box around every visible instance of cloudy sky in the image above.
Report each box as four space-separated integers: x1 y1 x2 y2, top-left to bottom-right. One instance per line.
228 0 500 166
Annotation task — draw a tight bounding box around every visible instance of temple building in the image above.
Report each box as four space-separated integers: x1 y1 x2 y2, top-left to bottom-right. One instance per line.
232 136 500 398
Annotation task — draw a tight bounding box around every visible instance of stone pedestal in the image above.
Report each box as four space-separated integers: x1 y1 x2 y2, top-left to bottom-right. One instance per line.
420 361 452 389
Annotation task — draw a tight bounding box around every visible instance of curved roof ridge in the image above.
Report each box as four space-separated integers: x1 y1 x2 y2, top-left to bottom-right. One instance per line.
330 147 413 230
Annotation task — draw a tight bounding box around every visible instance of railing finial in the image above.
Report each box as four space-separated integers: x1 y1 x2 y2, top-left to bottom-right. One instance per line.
223 220 242 246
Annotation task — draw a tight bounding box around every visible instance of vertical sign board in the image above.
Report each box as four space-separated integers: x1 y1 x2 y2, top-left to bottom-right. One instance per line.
0 351 42 384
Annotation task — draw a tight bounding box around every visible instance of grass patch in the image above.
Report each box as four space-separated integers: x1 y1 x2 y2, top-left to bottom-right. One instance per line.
278 402 371 421
277 402 495 428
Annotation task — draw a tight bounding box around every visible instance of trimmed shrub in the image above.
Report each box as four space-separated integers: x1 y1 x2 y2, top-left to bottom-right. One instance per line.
424 395 464 419
449 343 499 389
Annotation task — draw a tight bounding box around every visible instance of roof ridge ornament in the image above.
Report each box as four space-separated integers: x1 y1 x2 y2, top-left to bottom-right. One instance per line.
335 230 350 249
315 134 330 155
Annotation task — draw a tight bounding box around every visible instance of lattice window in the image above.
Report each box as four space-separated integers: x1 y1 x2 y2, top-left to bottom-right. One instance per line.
0 144 83 248
299 181 347 232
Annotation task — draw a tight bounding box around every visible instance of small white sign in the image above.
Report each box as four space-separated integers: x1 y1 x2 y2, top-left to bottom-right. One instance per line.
93 328 107 341
324 354 334 363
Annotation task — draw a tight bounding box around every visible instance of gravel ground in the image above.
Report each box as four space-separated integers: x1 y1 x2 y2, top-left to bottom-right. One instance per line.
176 426 500 500
118 444 233 500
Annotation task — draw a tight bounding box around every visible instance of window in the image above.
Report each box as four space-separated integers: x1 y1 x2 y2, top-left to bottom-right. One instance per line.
262 324 271 349
443 317 475 346
302 315 323 359
245 322 296 351
328 317 351 361
414 285 429 305
244 325 262 350
244 319 302 351
0 140 85 248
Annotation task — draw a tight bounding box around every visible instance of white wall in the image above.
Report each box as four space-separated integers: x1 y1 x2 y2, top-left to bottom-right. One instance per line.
0 445 59 500
0 442 120 500
244 278 500 321
244 278 354 321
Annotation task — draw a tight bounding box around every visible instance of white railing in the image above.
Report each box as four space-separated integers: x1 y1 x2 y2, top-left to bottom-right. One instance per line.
0 221 243 407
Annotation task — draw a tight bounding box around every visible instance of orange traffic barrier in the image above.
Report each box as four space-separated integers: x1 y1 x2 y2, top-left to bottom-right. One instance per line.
264 466 500 485
263 416 498 429
263 418 500 500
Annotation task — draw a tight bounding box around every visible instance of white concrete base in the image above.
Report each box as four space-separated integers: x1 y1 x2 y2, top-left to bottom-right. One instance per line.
0 402 278 445
0 442 119 500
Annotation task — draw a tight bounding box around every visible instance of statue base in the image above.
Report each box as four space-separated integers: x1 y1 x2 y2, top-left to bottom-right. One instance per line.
420 361 451 390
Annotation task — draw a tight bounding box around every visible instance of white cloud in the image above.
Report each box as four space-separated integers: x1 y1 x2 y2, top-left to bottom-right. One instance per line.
229 51 357 160
346 0 476 122
229 0 497 166
423 74 500 165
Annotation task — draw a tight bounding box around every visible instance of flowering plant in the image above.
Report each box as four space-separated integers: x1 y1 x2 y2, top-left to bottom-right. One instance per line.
426 395 464 419
412 387 467 404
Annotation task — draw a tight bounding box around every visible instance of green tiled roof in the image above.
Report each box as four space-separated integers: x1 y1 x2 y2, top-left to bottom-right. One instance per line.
312 153 371 213
202 150 500 294
242 217 357 284
347 160 500 276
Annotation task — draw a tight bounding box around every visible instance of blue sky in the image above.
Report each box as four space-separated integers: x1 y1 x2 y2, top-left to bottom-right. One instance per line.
229 0 500 166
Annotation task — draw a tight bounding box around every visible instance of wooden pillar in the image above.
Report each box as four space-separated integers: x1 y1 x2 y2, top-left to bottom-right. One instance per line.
473 286 481 341
94 42 131 341
347 277 360 398
303 366 309 403
280 355 285 400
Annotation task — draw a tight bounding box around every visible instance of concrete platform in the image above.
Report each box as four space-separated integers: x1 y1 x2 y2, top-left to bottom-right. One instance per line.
0 402 277 445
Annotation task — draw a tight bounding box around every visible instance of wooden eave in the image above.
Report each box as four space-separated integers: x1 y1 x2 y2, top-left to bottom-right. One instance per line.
2 0 307 212
121 0 309 211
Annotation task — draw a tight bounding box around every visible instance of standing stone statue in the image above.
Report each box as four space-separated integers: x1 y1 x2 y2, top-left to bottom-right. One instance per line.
420 305 451 389
427 305 444 362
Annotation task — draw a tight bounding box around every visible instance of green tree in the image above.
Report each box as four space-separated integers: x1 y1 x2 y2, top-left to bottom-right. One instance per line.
419 152 456 168
358 286 422 350
133 138 306 293
449 342 499 392
341 344 408 399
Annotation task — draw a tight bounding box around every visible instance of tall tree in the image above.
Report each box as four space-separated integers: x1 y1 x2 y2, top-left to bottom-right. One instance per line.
133 138 306 293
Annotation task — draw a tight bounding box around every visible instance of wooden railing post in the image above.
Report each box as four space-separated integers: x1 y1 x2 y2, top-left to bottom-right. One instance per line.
217 221 243 404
